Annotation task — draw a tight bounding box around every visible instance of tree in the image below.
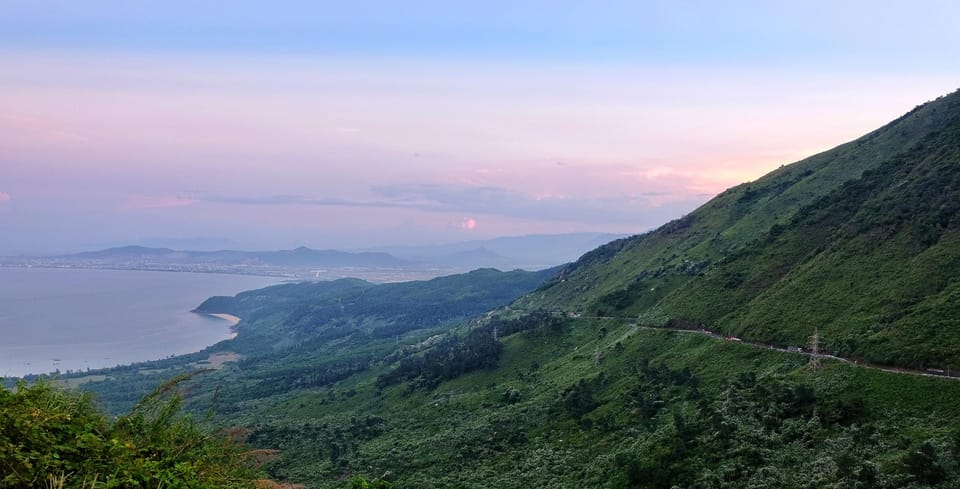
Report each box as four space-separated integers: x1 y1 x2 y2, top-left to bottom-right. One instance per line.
349 475 392 488
903 441 946 485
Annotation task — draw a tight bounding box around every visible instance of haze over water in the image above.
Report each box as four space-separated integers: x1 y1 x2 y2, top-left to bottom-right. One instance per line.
0 267 280 378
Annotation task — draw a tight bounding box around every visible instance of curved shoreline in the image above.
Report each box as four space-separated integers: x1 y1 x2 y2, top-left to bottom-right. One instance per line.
203 313 241 326
0 267 274 378
5 313 245 379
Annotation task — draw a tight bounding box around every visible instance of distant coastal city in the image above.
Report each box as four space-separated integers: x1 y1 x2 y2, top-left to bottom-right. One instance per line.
0 233 622 283
0 252 427 282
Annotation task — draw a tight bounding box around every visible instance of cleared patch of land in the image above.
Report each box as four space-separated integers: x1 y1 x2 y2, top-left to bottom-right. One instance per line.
197 351 243 369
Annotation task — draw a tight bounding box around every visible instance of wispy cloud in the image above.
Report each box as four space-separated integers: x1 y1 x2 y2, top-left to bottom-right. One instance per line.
0 192 11 203
194 181 710 228
0 113 90 144
122 194 195 209
371 183 704 225
202 195 389 208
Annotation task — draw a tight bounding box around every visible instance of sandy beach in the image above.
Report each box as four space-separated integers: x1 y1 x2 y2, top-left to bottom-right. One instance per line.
205 313 241 326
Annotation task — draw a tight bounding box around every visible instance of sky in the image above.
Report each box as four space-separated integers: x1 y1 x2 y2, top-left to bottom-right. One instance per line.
1 1 958 254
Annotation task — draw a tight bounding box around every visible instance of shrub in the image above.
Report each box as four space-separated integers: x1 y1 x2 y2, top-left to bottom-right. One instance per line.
0 375 261 488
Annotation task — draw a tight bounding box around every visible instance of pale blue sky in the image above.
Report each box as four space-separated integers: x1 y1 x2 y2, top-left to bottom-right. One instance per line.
0 1 957 253
3 1 959 69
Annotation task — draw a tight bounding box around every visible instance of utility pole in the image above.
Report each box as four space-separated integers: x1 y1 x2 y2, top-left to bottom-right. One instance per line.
493 324 499 341
808 327 821 370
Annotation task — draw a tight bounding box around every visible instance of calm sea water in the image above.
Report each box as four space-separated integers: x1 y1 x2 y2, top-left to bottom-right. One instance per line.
0 267 280 377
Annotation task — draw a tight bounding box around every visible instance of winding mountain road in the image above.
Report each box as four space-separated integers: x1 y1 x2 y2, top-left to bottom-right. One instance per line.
537 311 960 382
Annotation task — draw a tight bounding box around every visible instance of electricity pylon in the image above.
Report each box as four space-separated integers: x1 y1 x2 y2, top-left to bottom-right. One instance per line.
808 328 821 370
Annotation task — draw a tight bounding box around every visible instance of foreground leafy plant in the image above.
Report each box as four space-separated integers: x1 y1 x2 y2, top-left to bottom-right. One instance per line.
0 374 261 488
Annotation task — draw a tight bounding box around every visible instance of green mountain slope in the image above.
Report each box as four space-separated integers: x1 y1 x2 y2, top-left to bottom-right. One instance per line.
521 91 958 309
520 90 960 369
196 268 559 353
239 317 960 488
660 117 960 368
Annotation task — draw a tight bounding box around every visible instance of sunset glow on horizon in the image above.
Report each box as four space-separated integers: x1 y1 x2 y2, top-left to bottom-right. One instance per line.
1 1 958 253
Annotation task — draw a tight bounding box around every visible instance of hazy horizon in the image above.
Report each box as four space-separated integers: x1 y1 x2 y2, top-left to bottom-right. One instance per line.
0 230 626 257
2 1 959 254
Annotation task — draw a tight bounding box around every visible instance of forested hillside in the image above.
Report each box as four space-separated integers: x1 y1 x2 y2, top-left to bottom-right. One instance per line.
74 267 558 414
195 267 559 354
219 315 960 488
658 113 960 369
520 89 960 370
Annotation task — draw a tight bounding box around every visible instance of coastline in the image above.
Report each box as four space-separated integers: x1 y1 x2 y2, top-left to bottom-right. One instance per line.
204 312 241 326
200 312 242 339
0 268 272 378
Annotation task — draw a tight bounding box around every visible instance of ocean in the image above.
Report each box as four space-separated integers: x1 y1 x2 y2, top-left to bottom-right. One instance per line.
0 267 281 377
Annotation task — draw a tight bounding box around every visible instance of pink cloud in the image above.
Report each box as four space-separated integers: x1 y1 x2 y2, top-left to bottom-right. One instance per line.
122 194 195 210
461 161 737 208
0 192 10 203
0 113 90 145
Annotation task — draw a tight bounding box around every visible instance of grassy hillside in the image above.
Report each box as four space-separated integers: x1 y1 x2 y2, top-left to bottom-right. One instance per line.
234 315 960 488
521 90 958 310
660 113 960 369
520 89 960 369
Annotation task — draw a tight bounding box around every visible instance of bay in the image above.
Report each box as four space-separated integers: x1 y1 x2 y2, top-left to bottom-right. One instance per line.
0 267 281 377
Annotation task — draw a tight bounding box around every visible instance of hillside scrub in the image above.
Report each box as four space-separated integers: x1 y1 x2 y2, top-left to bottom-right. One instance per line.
522 89 960 371
237 317 960 488
0 376 261 488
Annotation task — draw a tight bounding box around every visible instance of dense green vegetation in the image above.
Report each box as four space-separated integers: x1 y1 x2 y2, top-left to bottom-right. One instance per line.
0 376 260 488
196 267 558 354
222 317 960 488
55 308 960 488
66 267 557 415
521 89 960 370
657 114 960 369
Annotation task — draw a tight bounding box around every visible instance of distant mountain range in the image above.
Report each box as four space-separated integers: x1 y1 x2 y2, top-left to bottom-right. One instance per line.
1 233 624 277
